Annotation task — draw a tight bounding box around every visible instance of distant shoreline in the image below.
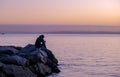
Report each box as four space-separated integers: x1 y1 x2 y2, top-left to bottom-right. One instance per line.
0 25 120 34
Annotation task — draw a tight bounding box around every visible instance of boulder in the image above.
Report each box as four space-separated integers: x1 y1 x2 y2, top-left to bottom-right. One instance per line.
0 62 4 68
0 44 60 77
11 55 29 66
28 50 47 64
0 71 6 77
39 49 48 57
18 44 36 58
0 55 17 65
2 64 37 77
0 62 6 77
45 59 60 73
27 51 42 64
0 55 28 66
28 49 60 73
20 44 36 54
43 49 58 65
9 46 22 51
0 46 19 55
29 63 52 77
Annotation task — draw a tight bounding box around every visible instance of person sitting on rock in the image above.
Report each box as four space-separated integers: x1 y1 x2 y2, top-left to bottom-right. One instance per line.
35 35 47 49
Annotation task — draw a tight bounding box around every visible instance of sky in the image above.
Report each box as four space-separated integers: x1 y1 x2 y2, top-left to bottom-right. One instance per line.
0 0 120 26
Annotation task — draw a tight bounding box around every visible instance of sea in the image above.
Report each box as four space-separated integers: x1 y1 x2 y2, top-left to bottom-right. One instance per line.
0 34 120 77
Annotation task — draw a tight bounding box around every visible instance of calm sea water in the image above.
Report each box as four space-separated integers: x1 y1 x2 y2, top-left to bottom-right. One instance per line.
0 34 120 77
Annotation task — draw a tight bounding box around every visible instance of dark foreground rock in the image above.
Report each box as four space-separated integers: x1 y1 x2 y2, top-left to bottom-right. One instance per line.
0 46 19 55
0 44 60 77
2 64 37 77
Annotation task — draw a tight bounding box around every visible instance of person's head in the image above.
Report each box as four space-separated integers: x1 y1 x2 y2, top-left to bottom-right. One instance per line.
39 35 44 38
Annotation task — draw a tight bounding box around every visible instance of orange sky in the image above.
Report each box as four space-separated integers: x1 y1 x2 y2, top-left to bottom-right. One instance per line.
0 0 120 26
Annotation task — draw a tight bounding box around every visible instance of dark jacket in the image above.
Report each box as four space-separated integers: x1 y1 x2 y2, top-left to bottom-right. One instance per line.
35 37 46 48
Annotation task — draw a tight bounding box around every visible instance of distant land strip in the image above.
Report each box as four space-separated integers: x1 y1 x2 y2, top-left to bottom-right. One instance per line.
0 25 120 34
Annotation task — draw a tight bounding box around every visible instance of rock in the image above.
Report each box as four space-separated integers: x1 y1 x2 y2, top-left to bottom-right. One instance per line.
0 44 60 77
11 55 29 66
20 44 36 54
0 62 4 68
18 44 36 58
45 59 60 73
0 55 28 66
29 48 58 65
0 55 17 65
29 63 52 77
28 49 60 73
0 71 6 77
0 62 6 77
2 64 37 77
27 51 42 64
39 49 48 57
0 46 19 55
28 50 47 64
43 49 58 65
9 46 23 51
37 63 52 76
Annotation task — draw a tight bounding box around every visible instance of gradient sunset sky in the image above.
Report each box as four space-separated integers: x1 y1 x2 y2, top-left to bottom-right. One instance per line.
0 0 120 26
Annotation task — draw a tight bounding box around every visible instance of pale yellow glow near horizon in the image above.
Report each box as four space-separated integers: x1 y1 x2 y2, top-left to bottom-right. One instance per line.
0 0 120 26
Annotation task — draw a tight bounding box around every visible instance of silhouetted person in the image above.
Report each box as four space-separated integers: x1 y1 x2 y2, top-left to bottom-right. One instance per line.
35 35 46 49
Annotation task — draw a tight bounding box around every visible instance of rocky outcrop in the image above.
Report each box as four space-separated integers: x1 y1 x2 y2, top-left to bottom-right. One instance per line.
2 64 37 77
0 46 19 55
0 44 60 77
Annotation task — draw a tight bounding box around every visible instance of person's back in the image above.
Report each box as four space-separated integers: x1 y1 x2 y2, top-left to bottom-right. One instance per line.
35 37 41 48
35 35 46 49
